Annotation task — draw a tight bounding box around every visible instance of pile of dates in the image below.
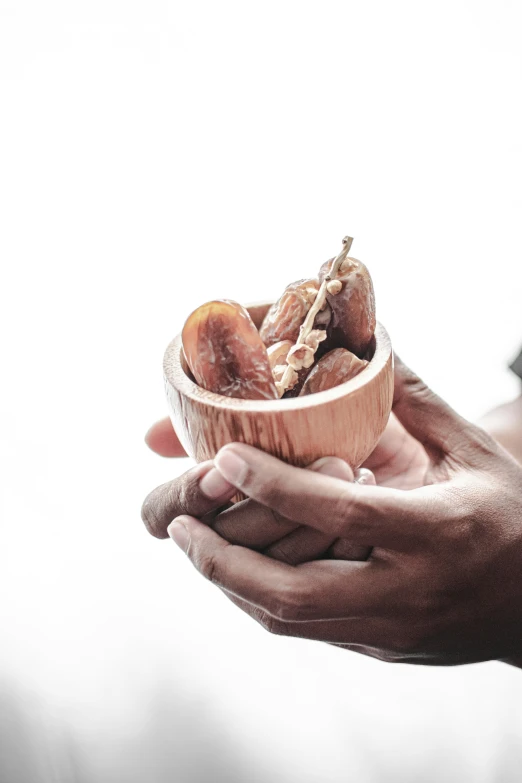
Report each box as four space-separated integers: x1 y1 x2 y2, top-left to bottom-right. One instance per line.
182 237 376 401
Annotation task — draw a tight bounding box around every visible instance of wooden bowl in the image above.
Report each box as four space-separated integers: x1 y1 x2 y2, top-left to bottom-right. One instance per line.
164 302 394 469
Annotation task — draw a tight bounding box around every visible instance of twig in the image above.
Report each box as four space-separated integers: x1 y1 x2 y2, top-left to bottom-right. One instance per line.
274 236 354 397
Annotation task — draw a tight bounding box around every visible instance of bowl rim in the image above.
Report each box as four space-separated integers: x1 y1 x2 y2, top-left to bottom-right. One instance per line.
164 304 392 413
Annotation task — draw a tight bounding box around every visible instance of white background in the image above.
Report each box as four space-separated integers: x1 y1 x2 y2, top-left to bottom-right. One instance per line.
1 1 522 781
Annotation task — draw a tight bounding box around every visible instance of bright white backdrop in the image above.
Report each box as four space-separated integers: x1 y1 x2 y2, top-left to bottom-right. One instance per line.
1 2 522 782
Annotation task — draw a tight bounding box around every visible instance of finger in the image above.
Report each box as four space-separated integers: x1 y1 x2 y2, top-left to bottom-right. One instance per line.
213 443 444 548
263 526 333 565
223 588 408 661
141 461 236 539
354 468 376 486
392 355 482 459
215 456 369 565
221 590 384 647
310 457 354 482
331 469 376 558
213 457 354 553
145 418 187 457
331 468 374 561
213 498 295 549
329 539 372 561
264 457 354 564
168 515 383 621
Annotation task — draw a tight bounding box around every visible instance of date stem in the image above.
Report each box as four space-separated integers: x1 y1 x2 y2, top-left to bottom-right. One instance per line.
326 236 353 280
274 236 354 397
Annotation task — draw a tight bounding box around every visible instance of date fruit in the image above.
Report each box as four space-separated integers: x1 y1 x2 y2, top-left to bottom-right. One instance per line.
299 348 368 396
260 279 331 347
182 300 279 401
319 256 375 358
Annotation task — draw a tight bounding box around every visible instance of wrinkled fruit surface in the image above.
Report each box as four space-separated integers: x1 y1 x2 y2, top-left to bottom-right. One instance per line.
260 279 330 347
182 300 279 400
319 257 375 358
299 348 368 396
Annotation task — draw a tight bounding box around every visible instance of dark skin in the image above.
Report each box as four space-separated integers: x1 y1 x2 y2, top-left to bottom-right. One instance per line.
142 357 522 666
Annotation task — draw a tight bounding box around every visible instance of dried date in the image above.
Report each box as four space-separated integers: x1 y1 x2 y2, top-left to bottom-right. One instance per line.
299 348 368 396
319 256 375 358
182 300 278 400
260 279 331 347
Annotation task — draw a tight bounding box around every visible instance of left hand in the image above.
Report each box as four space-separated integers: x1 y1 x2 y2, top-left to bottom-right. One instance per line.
143 422 372 565
163 360 522 665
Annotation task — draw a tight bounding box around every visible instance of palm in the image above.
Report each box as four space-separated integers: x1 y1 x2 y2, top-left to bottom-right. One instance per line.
362 413 430 489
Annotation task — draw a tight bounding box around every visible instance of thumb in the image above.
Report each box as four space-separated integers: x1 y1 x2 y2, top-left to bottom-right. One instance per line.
145 418 187 458
392 354 474 457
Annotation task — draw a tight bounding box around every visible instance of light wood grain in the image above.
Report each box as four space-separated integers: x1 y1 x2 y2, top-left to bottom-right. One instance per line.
164 303 394 469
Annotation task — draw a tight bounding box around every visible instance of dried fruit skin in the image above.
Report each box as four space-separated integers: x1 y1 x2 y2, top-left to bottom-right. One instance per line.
182 300 278 401
260 279 331 347
299 348 368 396
319 257 376 358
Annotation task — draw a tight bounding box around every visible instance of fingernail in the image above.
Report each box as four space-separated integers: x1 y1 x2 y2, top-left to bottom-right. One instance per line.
354 468 377 486
168 518 190 551
199 467 235 499
214 447 248 486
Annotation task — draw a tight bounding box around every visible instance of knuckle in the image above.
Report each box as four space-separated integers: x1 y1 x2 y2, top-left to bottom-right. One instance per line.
266 538 309 566
271 581 312 622
439 488 479 547
446 520 474 549
329 488 356 536
440 515 469 547
266 544 297 566
256 474 288 512
166 479 189 517
401 371 432 404
257 612 289 637
459 424 501 463
197 552 222 584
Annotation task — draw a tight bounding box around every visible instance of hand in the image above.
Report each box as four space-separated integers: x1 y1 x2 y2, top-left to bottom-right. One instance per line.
142 427 372 565
163 357 522 665
362 411 428 489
